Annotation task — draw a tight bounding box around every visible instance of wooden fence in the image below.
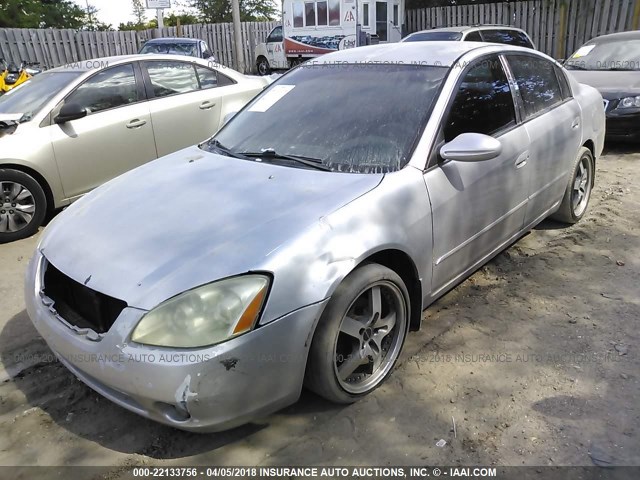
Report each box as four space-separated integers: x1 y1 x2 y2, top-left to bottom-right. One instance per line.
406 0 640 59
0 21 278 73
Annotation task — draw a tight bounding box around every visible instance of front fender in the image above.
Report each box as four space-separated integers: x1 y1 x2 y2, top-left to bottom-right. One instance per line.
258 166 433 326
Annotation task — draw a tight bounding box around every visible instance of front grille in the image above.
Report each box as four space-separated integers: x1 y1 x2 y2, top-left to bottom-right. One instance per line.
43 261 127 334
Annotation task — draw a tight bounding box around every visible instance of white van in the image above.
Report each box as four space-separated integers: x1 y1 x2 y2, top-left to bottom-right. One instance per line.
255 0 404 74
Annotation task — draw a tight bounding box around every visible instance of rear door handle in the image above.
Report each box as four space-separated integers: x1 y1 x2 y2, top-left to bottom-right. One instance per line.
515 150 529 169
199 101 216 110
126 119 147 129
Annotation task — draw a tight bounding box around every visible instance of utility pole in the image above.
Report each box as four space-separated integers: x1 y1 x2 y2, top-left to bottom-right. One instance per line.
157 8 164 29
231 0 246 73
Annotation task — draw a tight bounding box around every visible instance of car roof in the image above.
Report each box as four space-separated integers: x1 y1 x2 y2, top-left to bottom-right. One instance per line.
313 41 521 67
588 30 640 43
410 25 525 35
144 37 200 44
46 54 223 74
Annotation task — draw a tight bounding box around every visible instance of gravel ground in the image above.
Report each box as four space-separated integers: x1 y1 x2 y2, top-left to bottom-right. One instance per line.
0 145 638 477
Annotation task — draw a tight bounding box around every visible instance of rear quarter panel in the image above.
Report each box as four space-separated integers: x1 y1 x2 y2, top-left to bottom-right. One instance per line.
571 76 606 159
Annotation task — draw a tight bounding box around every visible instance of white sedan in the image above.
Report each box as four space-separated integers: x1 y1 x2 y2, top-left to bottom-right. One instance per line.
0 54 268 243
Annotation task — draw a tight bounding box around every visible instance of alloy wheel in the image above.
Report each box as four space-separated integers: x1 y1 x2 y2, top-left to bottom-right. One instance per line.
571 155 592 218
0 181 36 233
333 281 407 394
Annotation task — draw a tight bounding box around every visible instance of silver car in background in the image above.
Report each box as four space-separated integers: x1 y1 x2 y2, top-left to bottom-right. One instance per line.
25 42 605 432
0 54 268 243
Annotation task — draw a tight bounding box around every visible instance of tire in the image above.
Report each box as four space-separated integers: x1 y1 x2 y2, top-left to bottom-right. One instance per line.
256 57 271 76
552 147 594 224
0 169 47 243
305 263 410 404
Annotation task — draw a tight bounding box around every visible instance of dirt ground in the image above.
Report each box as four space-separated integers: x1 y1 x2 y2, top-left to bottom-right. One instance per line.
0 145 638 476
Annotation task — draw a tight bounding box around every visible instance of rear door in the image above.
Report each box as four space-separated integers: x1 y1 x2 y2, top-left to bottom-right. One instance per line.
49 63 156 199
142 60 226 157
424 55 531 294
505 54 582 225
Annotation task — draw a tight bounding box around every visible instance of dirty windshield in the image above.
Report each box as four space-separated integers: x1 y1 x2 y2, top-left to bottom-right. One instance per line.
205 63 448 173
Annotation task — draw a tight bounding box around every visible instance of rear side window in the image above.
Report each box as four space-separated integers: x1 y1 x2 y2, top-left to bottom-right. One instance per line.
464 31 483 42
481 29 534 49
508 55 564 119
195 66 218 89
444 57 516 142
554 65 573 99
145 61 199 98
65 64 139 114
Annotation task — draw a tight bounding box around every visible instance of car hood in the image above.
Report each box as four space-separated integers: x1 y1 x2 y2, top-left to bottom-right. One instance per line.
568 70 640 97
39 146 383 310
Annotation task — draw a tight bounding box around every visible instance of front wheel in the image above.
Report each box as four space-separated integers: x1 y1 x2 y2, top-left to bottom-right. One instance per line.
256 57 271 76
305 263 410 404
0 169 47 243
552 147 594 224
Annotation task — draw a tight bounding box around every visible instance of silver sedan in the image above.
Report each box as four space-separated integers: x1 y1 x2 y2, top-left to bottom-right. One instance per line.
0 54 268 243
25 42 605 432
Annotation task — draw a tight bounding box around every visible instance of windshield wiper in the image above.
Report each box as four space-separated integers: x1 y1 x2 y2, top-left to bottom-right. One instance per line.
208 139 252 160
240 149 331 171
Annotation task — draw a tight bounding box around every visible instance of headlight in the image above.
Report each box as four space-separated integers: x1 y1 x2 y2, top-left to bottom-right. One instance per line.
616 96 640 109
131 275 269 348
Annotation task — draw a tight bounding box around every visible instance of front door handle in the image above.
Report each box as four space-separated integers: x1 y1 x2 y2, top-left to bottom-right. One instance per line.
199 101 216 110
126 119 147 129
571 118 580 129
515 150 529 169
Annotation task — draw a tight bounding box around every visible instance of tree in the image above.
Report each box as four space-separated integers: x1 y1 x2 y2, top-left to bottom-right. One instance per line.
132 0 148 25
83 3 113 30
0 0 87 29
189 0 278 23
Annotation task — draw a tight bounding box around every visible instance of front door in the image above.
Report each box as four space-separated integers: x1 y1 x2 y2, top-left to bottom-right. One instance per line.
49 63 157 199
265 26 286 69
424 55 530 295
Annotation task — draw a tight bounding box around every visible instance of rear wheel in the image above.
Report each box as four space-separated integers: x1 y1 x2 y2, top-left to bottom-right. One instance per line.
0 169 47 243
552 147 594 224
305 264 410 403
256 57 271 76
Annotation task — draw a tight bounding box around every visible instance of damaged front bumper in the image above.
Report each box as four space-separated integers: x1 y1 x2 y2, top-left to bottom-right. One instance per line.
24 251 327 432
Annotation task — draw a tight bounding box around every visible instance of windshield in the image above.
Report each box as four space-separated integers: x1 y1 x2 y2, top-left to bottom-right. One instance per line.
0 71 81 122
565 39 640 71
139 42 199 57
205 64 448 174
402 32 463 42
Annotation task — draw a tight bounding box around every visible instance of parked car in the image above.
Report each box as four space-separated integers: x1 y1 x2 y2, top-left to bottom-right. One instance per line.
0 54 268 243
565 30 640 142
402 25 535 49
25 42 604 432
139 37 216 63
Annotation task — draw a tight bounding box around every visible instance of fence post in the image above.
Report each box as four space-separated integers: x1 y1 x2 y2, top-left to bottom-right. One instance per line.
633 0 640 29
556 1 568 60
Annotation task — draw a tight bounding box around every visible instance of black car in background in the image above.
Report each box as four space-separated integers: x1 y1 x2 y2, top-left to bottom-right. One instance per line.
565 30 640 142
139 37 216 63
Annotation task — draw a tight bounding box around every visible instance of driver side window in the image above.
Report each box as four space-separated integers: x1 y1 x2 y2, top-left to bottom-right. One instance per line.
65 64 139 115
267 27 283 43
444 57 516 142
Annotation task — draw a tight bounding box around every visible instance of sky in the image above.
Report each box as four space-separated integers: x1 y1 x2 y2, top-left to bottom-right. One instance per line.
72 0 166 27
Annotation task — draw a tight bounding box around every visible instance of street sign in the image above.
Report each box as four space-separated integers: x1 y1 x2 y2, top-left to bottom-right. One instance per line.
146 0 171 8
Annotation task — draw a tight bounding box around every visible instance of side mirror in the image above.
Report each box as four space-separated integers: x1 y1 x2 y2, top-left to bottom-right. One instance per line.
202 50 212 59
440 133 502 162
55 103 88 124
